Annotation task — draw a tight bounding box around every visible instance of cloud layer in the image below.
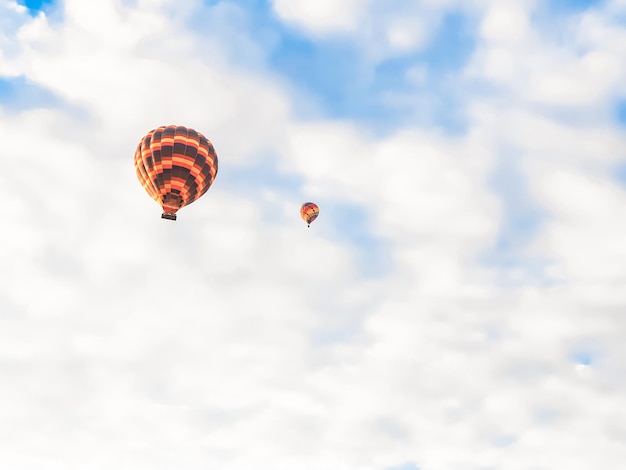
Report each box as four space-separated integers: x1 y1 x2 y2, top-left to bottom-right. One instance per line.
1 0 626 469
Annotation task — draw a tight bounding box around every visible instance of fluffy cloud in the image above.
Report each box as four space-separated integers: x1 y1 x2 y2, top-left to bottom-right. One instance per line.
470 0 626 107
271 0 367 36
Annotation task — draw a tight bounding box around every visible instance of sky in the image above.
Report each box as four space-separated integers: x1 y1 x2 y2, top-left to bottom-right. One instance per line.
1 0 626 469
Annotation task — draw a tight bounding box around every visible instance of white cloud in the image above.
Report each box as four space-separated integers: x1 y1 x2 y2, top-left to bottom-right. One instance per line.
469 0 626 108
385 18 428 52
271 0 367 36
480 2 534 45
526 49 623 106
0 0 31 76
531 170 626 290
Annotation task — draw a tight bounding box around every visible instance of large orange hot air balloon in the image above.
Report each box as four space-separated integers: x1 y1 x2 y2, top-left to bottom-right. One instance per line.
134 125 218 220
300 202 319 227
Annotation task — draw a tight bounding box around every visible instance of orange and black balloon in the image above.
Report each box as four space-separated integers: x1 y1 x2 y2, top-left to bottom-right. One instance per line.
134 125 218 220
300 202 319 227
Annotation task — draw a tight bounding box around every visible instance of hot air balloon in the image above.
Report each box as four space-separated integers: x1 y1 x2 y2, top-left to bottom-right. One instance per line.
134 125 218 220
300 202 319 227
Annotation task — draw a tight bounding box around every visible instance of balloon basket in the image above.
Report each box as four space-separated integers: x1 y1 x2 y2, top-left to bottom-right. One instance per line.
161 213 177 221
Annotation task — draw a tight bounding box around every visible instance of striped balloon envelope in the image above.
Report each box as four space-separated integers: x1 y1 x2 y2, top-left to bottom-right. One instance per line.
134 125 218 220
300 202 319 227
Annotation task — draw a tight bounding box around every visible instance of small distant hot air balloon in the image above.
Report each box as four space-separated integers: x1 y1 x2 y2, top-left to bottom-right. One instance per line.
134 125 218 220
300 202 319 227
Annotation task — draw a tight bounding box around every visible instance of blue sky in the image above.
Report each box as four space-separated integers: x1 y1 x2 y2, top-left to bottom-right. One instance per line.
546 0 603 12
17 0 54 14
265 9 476 133
0 76 62 110
2 1 626 470
618 100 626 124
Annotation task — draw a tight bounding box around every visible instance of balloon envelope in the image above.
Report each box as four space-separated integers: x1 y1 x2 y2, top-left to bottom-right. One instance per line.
300 202 319 227
134 125 218 220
